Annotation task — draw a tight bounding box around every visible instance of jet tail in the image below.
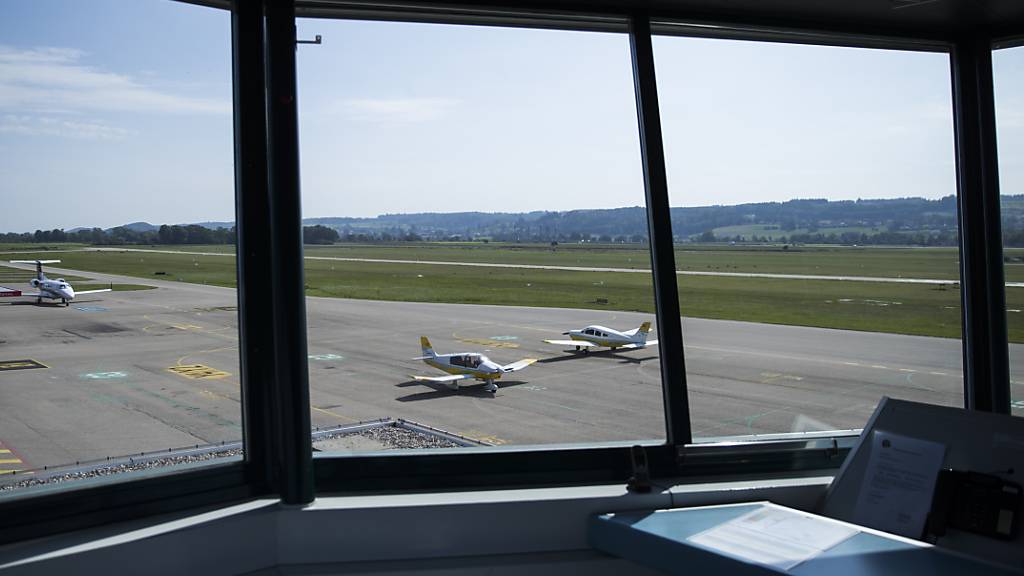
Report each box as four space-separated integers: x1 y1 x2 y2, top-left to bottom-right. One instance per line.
10 259 59 281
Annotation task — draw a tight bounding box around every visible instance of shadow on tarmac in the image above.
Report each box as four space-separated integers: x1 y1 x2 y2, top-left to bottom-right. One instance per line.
394 379 530 401
537 349 657 365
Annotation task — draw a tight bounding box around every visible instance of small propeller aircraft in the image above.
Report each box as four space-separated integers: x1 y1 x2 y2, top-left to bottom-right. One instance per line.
543 321 658 353
410 336 538 393
2 260 111 306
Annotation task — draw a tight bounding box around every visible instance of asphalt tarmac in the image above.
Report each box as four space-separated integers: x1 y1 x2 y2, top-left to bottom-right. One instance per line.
0 265 1020 477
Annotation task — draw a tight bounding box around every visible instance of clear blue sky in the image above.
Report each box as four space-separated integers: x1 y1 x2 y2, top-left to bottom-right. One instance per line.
0 0 1019 232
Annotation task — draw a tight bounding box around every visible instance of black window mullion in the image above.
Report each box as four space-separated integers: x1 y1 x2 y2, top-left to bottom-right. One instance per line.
951 36 1011 414
265 0 315 503
629 13 692 448
232 0 275 493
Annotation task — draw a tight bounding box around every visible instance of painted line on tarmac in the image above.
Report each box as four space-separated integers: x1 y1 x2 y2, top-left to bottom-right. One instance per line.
309 353 344 361
0 359 48 372
82 371 128 380
0 441 26 475
312 405 358 423
689 344 960 380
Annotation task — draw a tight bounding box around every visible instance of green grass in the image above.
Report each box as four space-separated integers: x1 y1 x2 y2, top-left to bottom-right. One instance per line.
75 283 155 292
0 242 87 252
8 247 1022 343
137 243 983 281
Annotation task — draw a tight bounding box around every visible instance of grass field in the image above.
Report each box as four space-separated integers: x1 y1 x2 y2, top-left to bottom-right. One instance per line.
5 247 1022 343
12 242 1024 282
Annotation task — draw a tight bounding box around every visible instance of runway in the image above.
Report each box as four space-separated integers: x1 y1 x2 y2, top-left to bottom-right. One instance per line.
12 247 1021 287
0 264 1021 477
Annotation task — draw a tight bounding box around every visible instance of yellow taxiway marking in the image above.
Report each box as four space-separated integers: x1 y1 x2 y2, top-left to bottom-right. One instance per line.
468 434 505 445
760 372 804 384
0 470 22 475
311 406 357 423
0 449 10 454
142 315 238 343
176 346 238 368
167 364 231 380
0 359 48 371
0 459 21 465
452 332 520 349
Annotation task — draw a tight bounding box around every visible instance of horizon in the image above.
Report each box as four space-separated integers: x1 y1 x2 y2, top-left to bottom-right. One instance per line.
0 192 990 235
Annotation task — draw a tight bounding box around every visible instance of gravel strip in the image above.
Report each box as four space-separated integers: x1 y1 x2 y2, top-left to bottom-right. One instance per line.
0 426 461 492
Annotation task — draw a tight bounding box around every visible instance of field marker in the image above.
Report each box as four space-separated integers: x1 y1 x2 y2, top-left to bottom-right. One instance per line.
167 364 230 380
82 371 128 379
0 359 48 372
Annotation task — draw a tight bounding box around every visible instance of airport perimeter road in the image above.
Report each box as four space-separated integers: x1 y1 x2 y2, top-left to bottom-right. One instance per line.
1 266 1021 474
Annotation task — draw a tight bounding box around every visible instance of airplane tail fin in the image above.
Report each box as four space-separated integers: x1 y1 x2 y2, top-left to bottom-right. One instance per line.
420 336 435 357
634 321 652 343
10 260 59 281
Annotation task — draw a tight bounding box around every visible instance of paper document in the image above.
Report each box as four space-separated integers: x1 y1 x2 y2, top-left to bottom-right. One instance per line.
688 504 859 570
853 430 946 538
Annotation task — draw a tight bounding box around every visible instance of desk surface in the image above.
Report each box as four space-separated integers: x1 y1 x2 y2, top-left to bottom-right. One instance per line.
589 502 1023 576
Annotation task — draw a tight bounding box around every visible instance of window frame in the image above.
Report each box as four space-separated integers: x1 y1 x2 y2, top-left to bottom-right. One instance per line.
0 0 1012 545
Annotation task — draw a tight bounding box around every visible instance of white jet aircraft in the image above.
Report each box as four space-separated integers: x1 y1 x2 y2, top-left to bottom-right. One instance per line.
543 321 658 353
410 336 537 393
2 260 111 306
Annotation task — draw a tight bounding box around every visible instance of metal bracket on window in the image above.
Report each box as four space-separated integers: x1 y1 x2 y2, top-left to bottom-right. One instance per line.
627 445 652 493
827 438 840 460
297 34 322 45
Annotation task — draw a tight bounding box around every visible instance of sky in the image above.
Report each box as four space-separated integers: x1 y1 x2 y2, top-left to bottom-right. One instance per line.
0 0 1020 232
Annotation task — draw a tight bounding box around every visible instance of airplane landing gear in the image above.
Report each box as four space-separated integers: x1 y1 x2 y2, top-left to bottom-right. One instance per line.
484 381 498 394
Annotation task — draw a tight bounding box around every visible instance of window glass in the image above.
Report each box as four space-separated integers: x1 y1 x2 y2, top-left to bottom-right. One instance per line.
0 0 238 493
297 19 666 450
653 36 964 439
994 45 1024 416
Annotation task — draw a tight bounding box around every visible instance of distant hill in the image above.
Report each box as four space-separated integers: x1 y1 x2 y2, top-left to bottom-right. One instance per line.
111 221 158 233
14 195 1024 246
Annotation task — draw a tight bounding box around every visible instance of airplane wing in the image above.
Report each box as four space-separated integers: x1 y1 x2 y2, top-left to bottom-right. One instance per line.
410 374 474 383
543 339 600 348
501 358 537 372
620 340 658 349
76 288 112 295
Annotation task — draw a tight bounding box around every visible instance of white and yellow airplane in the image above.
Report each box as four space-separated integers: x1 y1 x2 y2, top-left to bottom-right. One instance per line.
2 260 111 306
543 321 658 353
410 336 537 393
